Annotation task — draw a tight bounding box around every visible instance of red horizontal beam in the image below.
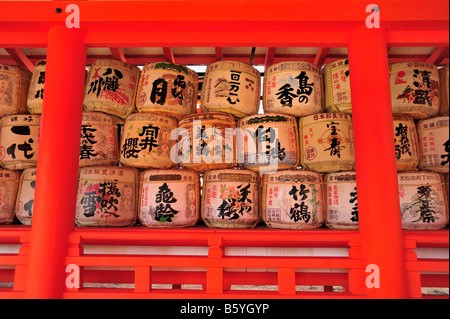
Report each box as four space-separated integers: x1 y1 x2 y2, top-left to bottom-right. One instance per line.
0 1 447 24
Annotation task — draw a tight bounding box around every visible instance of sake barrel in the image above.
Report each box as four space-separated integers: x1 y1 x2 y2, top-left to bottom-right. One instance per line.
263 61 324 117
139 168 200 228
324 171 359 230
417 115 449 173
390 62 440 119
299 113 355 173
393 115 420 171
323 58 352 113
201 168 260 228
0 114 40 170
26 60 46 114
438 65 449 115
0 169 20 225
200 61 260 118
237 113 299 174
79 112 119 167
136 62 199 118
83 59 140 119
119 113 177 168
0 63 31 117
75 166 139 227
177 112 236 173
14 168 36 226
262 169 323 229
398 171 448 230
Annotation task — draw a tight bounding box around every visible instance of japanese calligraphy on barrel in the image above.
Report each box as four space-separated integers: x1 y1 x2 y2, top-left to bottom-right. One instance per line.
79 112 118 167
393 115 420 171
75 166 139 227
83 59 140 119
398 171 448 230
264 61 323 117
0 169 20 225
299 113 355 172
136 62 199 118
323 58 352 114
262 169 323 229
202 168 260 228
27 60 46 114
0 63 31 117
438 65 449 115
237 113 299 174
176 112 236 173
139 168 200 228
14 168 36 225
417 115 449 173
324 171 358 230
0 114 40 170
390 62 440 119
119 113 177 168
200 61 260 118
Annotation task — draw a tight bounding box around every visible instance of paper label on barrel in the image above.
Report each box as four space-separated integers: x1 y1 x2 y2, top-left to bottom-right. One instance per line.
419 117 449 172
0 171 19 224
140 181 197 227
238 115 298 170
0 115 40 169
393 118 419 170
300 113 354 169
120 114 176 168
84 60 139 118
325 173 358 227
138 63 197 116
76 170 136 226
0 65 19 117
27 60 46 114
15 169 37 225
328 59 351 111
177 114 235 171
265 180 322 226
203 181 259 225
390 62 440 118
398 172 448 229
202 62 260 116
80 113 117 166
265 63 322 115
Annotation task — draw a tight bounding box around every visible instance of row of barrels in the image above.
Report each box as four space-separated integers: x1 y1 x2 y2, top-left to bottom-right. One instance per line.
0 166 448 230
0 111 448 174
1 60 448 121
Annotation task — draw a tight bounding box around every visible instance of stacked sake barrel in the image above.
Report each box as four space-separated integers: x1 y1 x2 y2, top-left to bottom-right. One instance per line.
2 56 447 231
320 59 449 230
0 63 33 225
389 62 448 230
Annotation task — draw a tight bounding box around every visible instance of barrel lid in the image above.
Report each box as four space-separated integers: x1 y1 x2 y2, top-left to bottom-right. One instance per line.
0 169 19 181
81 111 117 124
326 171 357 182
263 169 321 183
203 168 259 182
79 166 138 183
141 62 198 79
398 171 443 185
125 112 178 126
238 113 296 126
205 60 260 77
1 114 41 126
141 168 199 182
179 111 236 125
265 60 320 74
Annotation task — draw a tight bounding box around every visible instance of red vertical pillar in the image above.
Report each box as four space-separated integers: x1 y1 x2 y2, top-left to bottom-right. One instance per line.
347 26 407 299
25 25 86 299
